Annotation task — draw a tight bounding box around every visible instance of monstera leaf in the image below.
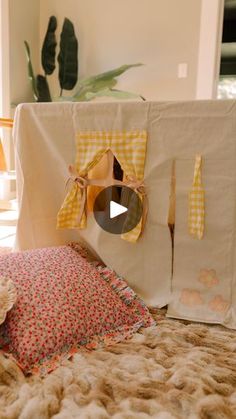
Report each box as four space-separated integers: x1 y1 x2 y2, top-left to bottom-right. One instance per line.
77 64 142 87
82 88 143 101
58 18 78 94
57 87 143 102
73 64 143 101
73 78 117 101
41 16 57 75
36 75 52 102
24 41 38 101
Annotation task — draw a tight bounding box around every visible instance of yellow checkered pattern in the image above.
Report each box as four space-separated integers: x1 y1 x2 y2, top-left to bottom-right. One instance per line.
57 130 147 243
120 182 144 243
188 155 205 240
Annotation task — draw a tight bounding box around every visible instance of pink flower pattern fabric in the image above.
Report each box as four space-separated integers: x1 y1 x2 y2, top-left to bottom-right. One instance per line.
0 245 155 376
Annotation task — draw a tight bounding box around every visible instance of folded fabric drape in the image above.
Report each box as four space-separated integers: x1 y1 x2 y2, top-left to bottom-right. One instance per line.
168 160 176 227
57 130 147 243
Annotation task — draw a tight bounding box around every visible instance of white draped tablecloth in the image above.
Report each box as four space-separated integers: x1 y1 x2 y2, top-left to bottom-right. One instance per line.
13 100 236 328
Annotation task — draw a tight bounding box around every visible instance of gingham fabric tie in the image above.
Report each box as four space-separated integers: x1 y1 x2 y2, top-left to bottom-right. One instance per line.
123 176 148 235
188 155 205 239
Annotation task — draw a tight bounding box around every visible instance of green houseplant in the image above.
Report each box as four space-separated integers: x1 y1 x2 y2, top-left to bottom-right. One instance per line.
24 16 144 102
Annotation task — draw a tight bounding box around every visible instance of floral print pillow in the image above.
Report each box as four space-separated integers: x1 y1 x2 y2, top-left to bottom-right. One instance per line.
0 245 155 376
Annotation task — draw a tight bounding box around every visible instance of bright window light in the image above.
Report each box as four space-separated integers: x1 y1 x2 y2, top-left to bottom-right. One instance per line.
218 77 236 99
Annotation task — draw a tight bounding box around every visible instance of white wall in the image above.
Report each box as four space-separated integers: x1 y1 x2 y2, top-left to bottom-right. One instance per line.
0 0 11 198
0 0 10 116
196 0 224 99
9 0 40 106
0 0 40 184
39 0 202 101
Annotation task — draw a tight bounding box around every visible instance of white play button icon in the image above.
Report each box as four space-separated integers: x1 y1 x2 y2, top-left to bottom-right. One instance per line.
93 186 143 234
110 200 128 219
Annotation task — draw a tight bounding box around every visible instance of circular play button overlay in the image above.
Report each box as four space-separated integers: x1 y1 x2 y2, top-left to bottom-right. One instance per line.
93 185 143 234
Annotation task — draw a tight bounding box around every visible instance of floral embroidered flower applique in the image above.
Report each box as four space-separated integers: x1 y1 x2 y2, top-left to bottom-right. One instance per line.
198 269 219 288
180 289 204 307
208 295 229 313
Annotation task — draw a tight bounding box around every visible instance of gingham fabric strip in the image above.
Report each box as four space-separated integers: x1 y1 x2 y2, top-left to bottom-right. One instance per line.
188 155 205 240
57 130 147 243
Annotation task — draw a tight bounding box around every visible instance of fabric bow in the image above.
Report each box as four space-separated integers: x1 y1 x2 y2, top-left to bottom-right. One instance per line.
125 176 146 196
123 175 148 235
66 166 88 225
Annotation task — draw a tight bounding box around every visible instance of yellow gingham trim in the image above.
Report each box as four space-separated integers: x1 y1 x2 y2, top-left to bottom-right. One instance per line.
76 130 147 177
57 130 147 243
188 155 205 240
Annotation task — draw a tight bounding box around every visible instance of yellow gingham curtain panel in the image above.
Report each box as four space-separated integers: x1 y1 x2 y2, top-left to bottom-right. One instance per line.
188 155 205 240
57 130 147 243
